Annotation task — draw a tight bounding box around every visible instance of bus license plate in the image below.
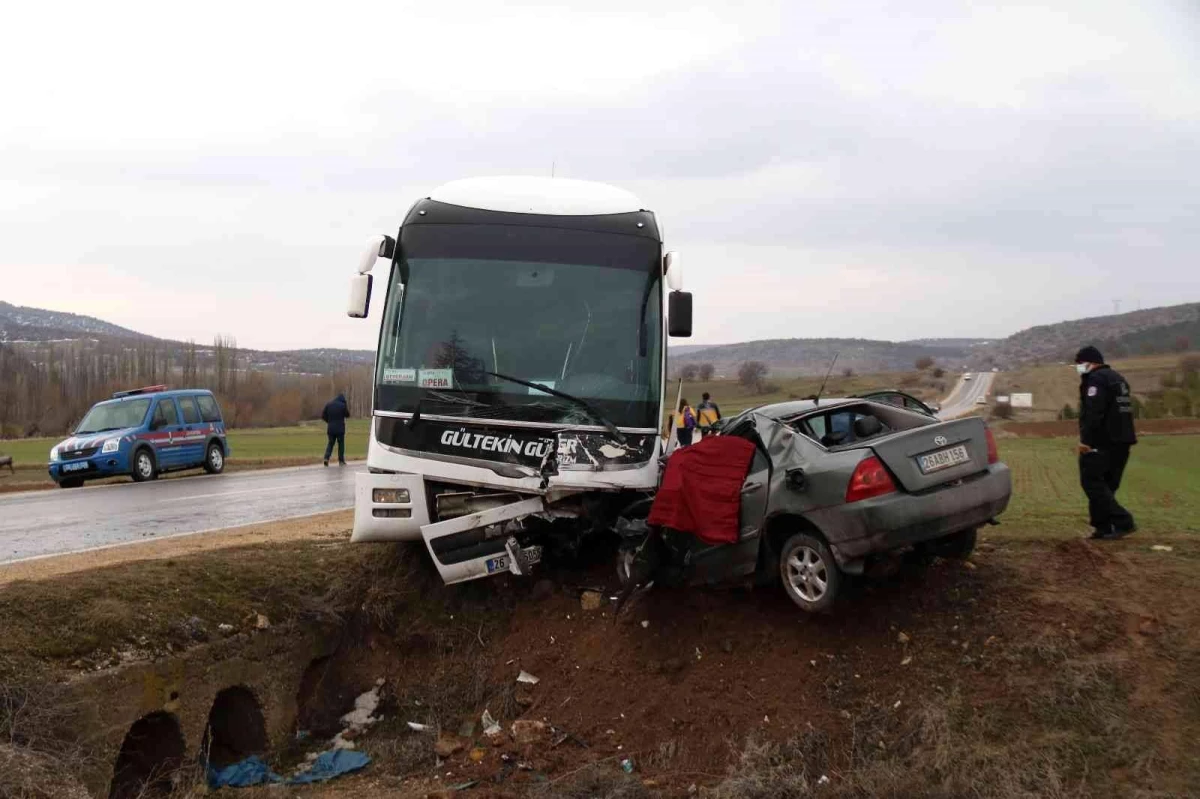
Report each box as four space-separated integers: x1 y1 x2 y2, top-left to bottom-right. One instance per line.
486 546 543 574
918 445 970 474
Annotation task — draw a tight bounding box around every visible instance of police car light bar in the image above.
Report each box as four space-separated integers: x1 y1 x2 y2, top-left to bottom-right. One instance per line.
112 385 168 399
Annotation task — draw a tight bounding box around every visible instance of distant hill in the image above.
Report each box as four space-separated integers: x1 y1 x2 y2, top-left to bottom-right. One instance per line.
668 337 977 377
972 303 1200 367
0 302 374 376
0 301 149 343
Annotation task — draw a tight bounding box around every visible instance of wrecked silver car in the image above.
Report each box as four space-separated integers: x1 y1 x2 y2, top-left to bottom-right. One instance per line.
617 397 1012 612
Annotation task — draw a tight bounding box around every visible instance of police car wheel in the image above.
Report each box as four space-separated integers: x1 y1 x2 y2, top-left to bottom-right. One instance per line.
204 443 225 474
131 449 157 482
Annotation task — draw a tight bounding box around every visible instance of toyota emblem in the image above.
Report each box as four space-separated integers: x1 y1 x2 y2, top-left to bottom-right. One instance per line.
933 435 948 447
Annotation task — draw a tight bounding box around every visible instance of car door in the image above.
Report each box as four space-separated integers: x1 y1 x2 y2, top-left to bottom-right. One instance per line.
175 395 207 467
148 398 184 469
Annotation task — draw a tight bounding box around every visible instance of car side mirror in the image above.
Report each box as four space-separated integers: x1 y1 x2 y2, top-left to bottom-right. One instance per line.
668 291 692 337
786 467 807 490
347 273 373 319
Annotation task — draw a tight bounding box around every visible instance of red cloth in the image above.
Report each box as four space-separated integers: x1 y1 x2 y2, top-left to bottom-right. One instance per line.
648 436 757 545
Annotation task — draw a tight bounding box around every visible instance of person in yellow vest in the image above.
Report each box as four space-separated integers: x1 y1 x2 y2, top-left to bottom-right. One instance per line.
674 398 697 447
696 392 722 437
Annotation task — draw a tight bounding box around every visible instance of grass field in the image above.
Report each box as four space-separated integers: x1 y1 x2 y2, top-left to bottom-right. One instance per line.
998 434 1199 539
995 350 1199 421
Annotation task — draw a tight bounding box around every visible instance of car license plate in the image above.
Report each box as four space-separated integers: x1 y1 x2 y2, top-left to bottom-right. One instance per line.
486 546 544 574
917 444 970 474
61 461 90 473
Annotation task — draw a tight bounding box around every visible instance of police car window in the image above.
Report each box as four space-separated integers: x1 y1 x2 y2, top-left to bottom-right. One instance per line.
197 395 222 423
179 397 201 425
155 400 179 427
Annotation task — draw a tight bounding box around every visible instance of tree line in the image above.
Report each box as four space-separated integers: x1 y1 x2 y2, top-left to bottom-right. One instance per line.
0 337 372 438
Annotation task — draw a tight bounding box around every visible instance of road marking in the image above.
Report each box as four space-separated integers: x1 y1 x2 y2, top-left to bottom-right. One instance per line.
0 507 351 567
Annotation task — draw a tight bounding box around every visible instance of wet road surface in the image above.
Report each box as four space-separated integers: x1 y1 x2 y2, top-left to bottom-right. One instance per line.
938 372 996 419
0 463 365 564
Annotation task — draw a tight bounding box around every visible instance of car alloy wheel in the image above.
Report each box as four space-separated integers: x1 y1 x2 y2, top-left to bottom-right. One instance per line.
786 546 828 603
779 532 841 613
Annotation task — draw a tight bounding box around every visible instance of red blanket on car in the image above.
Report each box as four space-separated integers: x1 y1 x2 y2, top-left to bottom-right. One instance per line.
648 436 757 545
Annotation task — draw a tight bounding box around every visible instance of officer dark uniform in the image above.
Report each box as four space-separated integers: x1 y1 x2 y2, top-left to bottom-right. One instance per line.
1075 345 1137 539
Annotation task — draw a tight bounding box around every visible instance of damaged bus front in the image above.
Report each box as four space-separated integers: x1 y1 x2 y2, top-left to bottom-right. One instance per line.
346 177 693 584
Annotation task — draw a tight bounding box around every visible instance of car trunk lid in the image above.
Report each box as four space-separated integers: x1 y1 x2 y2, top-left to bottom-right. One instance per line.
863 416 991 493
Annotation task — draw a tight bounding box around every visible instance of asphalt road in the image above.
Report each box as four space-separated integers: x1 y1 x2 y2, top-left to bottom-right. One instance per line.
938 372 996 419
0 463 364 564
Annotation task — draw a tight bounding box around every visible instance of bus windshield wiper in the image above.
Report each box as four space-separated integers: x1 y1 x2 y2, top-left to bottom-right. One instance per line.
484 371 627 445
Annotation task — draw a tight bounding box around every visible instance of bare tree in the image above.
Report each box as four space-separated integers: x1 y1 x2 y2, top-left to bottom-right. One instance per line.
914 356 935 371
737 361 769 393
698 363 715 381
680 364 699 381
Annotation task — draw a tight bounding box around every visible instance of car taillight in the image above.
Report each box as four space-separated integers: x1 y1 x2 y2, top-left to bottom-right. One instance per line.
845 455 897 503
985 427 999 464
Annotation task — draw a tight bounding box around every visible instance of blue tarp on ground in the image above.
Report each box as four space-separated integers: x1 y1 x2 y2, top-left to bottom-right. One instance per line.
289 750 371 784
207 750 370 788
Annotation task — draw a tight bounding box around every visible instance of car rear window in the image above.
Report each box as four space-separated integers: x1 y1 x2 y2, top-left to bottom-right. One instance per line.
179 397 201 424
197 395 223 423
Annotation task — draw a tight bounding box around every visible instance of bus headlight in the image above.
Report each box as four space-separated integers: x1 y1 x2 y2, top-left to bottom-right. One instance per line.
102 438 121 454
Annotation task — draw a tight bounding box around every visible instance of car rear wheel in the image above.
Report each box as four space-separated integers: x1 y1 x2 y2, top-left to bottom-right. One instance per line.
58 478 84 489
780 532 841 613
927 528 977 560
204 442 225 474
131 449 157 482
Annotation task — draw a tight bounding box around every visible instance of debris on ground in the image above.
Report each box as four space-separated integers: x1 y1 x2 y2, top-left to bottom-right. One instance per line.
255 612 271 630
434 734 465 758
218 623 235 634
331 678 384 750
621 757 635 773
1150 545 1174 552
511 719 548 745
407 722 433 733
897 631 911 645
580 590 604 611
482 710 503 738
517 670 540 685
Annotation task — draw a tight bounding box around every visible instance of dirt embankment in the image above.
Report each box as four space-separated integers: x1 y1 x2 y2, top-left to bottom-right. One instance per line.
2 530 1197 798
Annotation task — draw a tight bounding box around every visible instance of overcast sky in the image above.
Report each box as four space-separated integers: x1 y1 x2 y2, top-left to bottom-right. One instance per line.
2 0 1197 350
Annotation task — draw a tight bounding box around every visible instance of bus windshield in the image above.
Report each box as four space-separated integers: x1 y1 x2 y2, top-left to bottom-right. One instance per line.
374 223 663 430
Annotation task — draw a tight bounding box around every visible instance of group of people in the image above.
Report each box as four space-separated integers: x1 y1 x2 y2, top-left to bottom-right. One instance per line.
672 392 722 447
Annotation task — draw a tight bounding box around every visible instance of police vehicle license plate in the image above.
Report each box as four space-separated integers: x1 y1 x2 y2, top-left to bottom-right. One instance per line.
918 445 970 474
61 462 90 473
486 546 544 574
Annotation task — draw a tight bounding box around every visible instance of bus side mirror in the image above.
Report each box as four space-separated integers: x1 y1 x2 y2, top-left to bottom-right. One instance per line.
668 291 692 337
347 273 373 318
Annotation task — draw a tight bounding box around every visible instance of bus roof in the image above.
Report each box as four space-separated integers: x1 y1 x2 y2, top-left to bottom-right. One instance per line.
429 176 644 217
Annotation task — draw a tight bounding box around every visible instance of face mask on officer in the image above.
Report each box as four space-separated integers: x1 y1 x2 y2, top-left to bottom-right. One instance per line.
1075 363 1091 375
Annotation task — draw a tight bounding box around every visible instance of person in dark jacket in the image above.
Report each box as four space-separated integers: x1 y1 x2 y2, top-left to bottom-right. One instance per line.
321 393 350 466
1074 346 1137 539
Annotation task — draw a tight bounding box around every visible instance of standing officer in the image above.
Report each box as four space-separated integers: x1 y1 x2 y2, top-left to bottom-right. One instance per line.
1075 346 1137 539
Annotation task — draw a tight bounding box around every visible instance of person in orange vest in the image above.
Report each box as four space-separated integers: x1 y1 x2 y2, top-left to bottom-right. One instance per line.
674 398 698 447
696 392 722 437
